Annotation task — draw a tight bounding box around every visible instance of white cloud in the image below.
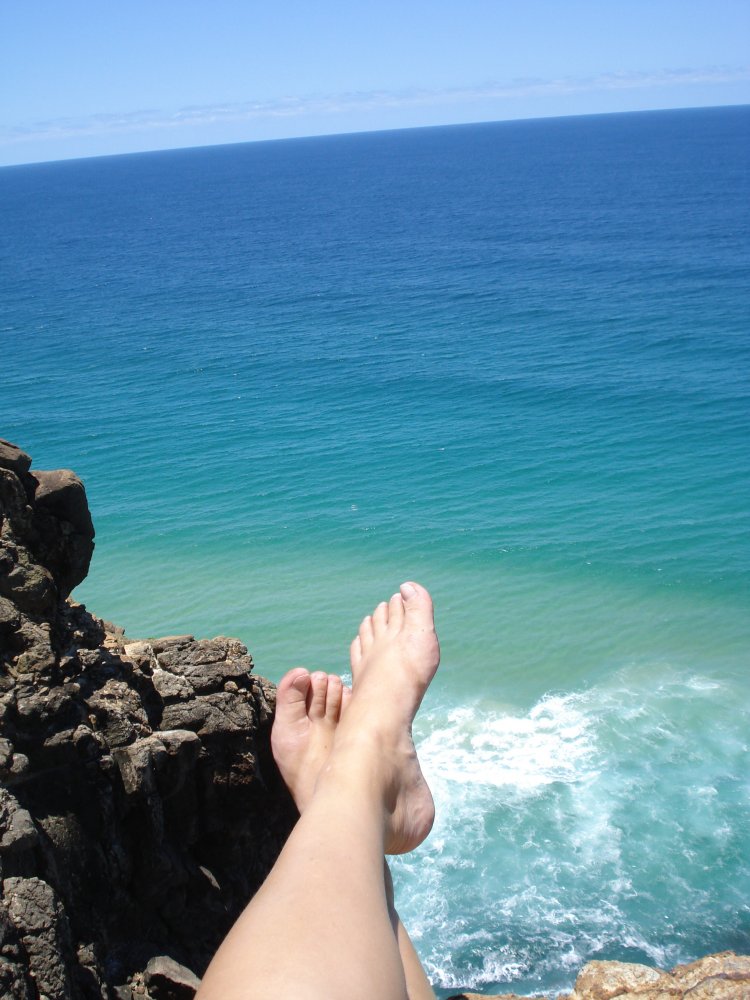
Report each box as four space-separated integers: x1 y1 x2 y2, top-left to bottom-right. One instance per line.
2 66 748 146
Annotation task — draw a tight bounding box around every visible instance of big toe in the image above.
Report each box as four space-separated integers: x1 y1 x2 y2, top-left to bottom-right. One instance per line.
399 581 435 631
274 668 311 728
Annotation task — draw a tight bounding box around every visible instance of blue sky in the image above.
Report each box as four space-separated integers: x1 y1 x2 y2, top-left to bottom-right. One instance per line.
2 0 748 165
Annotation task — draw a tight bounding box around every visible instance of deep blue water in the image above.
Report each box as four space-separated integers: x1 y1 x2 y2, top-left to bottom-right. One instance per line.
2 106 749 996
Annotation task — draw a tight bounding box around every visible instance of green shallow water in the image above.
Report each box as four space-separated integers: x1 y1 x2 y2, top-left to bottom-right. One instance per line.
77 531 749 710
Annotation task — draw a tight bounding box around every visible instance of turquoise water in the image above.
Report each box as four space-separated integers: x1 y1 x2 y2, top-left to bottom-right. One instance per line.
2 106 749 996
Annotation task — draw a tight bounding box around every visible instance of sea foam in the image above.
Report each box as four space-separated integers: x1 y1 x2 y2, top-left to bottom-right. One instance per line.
393 664 750 995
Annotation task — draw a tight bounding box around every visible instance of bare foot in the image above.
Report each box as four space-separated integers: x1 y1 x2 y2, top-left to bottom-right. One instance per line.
271 668 350 812
340 581 440 855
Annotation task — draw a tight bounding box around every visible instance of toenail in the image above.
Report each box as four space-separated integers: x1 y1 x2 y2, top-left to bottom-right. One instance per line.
400 582 416 598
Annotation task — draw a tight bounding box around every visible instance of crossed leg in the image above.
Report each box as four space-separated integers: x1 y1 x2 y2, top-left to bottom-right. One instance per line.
196 581 440 1000
270 666 434 999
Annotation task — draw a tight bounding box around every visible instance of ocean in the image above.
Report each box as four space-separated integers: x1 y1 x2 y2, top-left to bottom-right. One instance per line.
2 105 749 996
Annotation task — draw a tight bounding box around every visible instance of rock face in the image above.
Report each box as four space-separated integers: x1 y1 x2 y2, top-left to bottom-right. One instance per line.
0 441 297 999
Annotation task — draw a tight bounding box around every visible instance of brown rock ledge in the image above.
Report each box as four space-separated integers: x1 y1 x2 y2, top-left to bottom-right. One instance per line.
447 951 750 999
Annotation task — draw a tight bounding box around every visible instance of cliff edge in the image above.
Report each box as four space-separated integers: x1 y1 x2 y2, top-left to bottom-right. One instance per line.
0 440 297 999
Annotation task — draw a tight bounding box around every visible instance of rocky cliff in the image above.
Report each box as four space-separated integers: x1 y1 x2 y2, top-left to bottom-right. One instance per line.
0 440 297 999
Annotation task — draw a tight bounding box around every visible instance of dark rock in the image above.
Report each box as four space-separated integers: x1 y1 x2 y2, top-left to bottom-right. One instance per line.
0 955 35 999
143 955 201 999
12 618 56 674
0 453 95 608
0 440 32 478
156 638 254 695
28 470 95 598
0 596 21 636
0 554 57 619
4 876 76 999
150 668 192 702
74 941 108 998
0 468 30 529
161 689 256 737
31 470 94 539
0 790 38 856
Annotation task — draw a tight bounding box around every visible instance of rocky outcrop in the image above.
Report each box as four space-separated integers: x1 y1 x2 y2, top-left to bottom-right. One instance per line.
446 951 750 999
0 441 297 999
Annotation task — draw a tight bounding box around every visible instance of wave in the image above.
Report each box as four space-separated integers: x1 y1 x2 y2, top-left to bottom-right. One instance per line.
392 663 750 994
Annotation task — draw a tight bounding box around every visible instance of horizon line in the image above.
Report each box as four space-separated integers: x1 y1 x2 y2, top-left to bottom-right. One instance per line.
2 101 748 171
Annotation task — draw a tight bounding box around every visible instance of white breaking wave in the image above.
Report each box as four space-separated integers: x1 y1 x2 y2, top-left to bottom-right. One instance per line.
418 695 598 791
391 665 750 995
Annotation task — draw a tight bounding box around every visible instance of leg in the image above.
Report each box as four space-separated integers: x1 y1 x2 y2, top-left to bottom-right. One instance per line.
269 667 435 998
196 582 440 1000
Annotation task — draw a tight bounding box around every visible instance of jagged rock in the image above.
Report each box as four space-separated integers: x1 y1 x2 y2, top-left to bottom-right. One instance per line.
0 446 94 623
4 876 75 999
567 959 669 998
151 668 193 702
670 953 750 991
0 954 35 1000
0 789 38 855
31 470 94 539
555 951 750 1000
27 469 95 597
113 730 200 799
0 595 21 635
442 953 750 1000
143 955 201 999
0 442 297 998
0 544 57 619
161 687 257 737
0 787 39 857
0 440 32 478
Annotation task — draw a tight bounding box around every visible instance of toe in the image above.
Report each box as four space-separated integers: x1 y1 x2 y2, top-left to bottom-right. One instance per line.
358 615 374 651
372 600 389 635
308 671 329 719
350 635 362 670
399 581 435 630
272 669 311 745
388 592 405 629
275 667 311 718
326 674 343 721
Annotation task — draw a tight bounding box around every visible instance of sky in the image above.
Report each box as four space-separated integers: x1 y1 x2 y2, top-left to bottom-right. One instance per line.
1 1 749 166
